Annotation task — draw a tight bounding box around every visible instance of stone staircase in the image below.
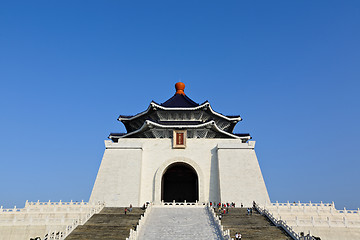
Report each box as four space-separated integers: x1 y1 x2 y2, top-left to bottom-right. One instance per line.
137 206 223 240
216 207 292 240
65 207 144 240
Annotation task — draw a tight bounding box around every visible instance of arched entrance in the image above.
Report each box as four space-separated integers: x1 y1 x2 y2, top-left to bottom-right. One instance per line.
161 163 198 202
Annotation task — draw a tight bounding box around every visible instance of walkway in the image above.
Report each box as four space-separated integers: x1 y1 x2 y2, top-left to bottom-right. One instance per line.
138 206 223 240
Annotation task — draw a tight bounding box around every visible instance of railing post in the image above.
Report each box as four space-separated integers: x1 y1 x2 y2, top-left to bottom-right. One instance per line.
343 216 347 227
311 216 314 226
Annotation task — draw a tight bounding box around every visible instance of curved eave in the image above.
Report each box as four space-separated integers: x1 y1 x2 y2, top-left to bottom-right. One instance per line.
117 103 154 122
115 120 249 139
118 101 242 122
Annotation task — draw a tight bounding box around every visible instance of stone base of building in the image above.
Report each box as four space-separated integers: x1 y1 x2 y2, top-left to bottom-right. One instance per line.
89 138 270 207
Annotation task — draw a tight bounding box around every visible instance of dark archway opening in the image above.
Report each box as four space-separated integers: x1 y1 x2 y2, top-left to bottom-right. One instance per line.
161 163 198 202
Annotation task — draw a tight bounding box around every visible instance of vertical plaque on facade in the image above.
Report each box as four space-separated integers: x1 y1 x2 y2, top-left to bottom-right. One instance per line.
173 130 186 149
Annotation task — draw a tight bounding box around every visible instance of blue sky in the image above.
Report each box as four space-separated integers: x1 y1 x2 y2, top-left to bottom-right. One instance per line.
0 0 359 209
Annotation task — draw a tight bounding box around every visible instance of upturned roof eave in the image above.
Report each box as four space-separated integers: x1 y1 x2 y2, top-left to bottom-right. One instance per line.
117 101 242 122
113 120 248 139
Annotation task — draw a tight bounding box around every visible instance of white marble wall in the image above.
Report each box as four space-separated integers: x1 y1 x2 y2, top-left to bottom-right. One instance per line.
218 142 270 207
90 138 270 207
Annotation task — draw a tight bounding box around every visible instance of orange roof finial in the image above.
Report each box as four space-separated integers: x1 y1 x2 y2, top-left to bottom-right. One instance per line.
175 82 185 95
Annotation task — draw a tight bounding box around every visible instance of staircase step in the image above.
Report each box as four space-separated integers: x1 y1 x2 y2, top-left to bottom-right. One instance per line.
65 207 144 240
216 207 292 240
138 206 222 240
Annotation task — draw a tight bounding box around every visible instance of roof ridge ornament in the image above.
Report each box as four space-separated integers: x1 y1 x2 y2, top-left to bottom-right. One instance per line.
175 82 185 95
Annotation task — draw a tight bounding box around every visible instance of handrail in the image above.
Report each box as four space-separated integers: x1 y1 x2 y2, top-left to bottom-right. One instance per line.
43 201 105 240
126 202 153 240
255 203 315 240
0 200 94 213
207 204 231 240
159 200 206 206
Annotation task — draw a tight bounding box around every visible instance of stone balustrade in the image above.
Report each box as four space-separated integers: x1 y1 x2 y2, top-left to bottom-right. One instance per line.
255 203 313 240
0 200 104 240
160 200 206 206
264 201 360 228
208 203 231 240
126 202 153 240
262 201 360 240
45 202 104 240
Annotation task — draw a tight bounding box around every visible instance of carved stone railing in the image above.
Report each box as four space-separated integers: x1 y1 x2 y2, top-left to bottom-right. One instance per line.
0 200 94 214
43 201 105 240
126 202 153 240
255 203 315 240
207 203 231 240
264 201 360 228
267 201 335 208
160 200 206 206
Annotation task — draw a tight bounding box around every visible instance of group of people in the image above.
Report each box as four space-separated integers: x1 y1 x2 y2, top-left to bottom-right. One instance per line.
247 207 253 215
209 201 259 239
210 202 232 219
210 202 236 208
234 232 242 239
124 204 133 215
125 202 152 215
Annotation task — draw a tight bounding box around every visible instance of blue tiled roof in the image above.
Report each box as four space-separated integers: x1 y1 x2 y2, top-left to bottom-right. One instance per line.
160 94 199 108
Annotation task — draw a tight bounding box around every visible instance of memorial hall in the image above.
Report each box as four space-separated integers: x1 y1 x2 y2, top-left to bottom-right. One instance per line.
0 83 359 240
90 82 270 208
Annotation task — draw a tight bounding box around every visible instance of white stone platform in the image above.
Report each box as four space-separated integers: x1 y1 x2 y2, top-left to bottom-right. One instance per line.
137 206 223 240
264 201 360 240
0 200 104 240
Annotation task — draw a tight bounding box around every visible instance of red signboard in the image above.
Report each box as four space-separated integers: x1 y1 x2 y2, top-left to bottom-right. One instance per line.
176 132 184 145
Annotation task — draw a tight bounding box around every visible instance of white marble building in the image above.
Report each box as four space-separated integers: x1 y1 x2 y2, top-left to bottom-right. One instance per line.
90 82 270 207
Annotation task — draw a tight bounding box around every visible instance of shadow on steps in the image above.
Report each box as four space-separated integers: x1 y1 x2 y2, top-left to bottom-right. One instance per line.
65 207 145 240
215 207 292 240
